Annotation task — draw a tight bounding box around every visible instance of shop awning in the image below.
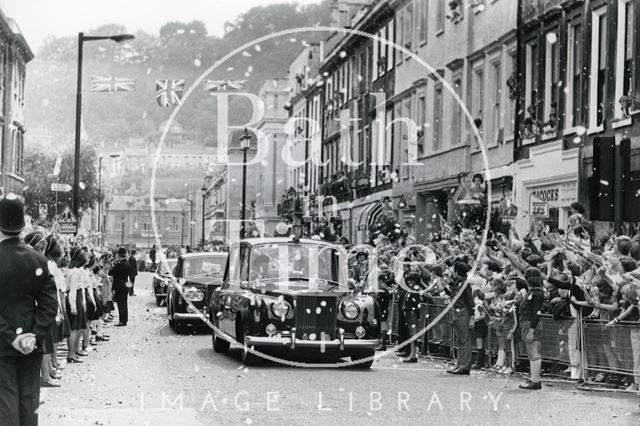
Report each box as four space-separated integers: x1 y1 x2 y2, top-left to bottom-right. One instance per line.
357 201 383 231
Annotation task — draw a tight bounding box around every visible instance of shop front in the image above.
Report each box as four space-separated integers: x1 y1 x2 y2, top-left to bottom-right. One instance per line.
514 140 579 235
413 176 461 243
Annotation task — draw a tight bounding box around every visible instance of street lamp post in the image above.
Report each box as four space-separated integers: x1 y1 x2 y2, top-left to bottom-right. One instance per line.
239 128 252 239
185 195 194 248
120 215 125 245
201 186 207 250
74 32 134 230
180 210 185 247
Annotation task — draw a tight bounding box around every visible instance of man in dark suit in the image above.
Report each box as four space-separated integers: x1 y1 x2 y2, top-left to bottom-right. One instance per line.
128 249 138 296
446 262 475 375
0 194 58 426
109 247 132 326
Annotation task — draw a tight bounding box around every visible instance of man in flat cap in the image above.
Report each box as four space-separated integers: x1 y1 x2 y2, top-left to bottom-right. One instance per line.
0 194 58 425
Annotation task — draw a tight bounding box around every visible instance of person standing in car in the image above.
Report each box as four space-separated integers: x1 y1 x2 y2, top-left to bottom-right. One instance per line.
109 248 132 326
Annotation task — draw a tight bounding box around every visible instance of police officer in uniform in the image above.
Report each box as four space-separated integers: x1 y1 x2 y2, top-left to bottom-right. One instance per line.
0 194 58 425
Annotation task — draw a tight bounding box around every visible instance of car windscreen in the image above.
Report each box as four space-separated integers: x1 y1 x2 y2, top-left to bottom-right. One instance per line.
248 244 341 284
183 257 225 278
159 260 177 275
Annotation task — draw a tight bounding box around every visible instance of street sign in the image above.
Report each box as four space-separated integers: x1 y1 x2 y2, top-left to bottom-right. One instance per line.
57 205 78 235
51 183 72 192
531 201 548 217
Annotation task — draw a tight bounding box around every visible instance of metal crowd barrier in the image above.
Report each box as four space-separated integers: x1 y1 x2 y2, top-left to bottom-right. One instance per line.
387 296 639 385
582 318 636 377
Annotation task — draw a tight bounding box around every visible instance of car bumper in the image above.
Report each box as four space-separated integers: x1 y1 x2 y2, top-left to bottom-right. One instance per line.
172 312 205 321
244 336 379 350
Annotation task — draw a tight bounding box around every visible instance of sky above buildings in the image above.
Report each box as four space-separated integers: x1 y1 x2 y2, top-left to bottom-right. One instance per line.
2 0 322 53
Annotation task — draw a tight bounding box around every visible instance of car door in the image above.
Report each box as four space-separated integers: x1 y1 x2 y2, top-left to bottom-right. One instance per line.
219 245 241 335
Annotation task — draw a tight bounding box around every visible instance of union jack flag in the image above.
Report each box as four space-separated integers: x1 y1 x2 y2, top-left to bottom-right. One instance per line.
155 79 185 107
203 79 247 92
90 75 136 93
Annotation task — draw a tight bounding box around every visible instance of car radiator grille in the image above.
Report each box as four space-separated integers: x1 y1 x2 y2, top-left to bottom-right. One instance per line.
294 295 337 340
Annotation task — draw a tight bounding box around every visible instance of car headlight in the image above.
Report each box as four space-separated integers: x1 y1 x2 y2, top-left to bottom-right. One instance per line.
271 300 291 317
341 300 360 320
183 288 204 302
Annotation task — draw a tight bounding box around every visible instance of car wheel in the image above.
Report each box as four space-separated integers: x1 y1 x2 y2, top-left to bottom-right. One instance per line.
212 331 230 353
241 344 263 366
175 320 187 335
211 313 230 352
168 301 175 328
350 349 375 369
239 320 263 366
156 296 164 306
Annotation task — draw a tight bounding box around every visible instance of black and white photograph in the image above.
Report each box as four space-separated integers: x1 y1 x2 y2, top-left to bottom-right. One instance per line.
0 0 640 424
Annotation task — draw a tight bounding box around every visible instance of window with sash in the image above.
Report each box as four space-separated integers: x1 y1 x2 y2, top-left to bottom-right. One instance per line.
565 22 583 128
433 85 443 151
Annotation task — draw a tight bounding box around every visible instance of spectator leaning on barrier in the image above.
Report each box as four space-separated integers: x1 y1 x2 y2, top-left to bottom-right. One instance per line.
606 284 640 390
519 267 545 390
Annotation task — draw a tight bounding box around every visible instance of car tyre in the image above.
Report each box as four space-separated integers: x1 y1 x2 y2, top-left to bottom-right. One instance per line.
156 295 164 306
213 332 230 353
239 319 263 366
241 344 263 366
168 300 175 329
351 349 375 369
175 320 187 335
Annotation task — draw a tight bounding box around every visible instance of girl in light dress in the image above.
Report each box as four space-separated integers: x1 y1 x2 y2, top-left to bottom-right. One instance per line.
66 248 88 362
79 256 99 353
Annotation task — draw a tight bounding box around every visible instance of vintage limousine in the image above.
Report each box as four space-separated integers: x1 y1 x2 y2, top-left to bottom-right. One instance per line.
166 252 227 334
208 235 381 367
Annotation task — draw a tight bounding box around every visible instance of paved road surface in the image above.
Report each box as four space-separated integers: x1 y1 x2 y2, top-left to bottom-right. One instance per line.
40 273 639 425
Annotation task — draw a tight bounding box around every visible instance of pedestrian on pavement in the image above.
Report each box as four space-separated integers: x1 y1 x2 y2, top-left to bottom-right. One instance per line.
67 248 89 362
519 267 546 390
44 236 69 377
0 194 58 425
128 249 138 296
149 245 157 269
446 262 474 375
110 247 132 326
25 232 61 388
